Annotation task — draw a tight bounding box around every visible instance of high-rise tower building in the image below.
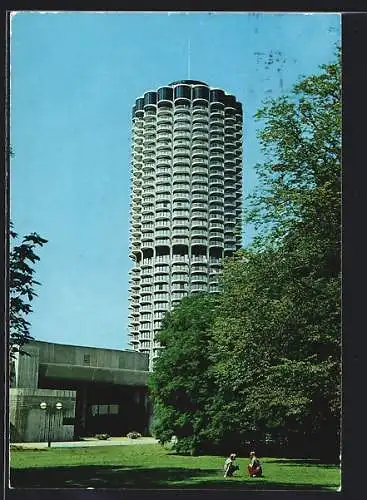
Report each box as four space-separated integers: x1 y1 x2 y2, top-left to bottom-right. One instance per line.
128 80 243 368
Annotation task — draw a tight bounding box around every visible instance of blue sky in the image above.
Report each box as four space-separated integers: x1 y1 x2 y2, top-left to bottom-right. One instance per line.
10 11 340 350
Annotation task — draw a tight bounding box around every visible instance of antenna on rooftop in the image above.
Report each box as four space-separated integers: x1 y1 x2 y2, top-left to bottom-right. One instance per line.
187 38 191 79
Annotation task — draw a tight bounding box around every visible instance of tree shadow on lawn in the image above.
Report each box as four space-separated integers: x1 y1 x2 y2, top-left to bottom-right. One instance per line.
265 458 339 468
10 465 337 490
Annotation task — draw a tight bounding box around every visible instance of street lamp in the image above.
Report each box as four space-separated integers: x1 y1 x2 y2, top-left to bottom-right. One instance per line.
39 401 63 447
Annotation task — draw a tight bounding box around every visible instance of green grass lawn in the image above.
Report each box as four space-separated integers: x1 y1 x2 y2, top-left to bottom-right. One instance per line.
10 443 340 490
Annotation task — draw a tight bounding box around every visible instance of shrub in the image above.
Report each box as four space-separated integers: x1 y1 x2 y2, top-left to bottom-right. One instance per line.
95 433 110 440
127 431 142 439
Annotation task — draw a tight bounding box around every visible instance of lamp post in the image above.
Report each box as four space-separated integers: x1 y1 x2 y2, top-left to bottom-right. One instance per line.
39 401 63 447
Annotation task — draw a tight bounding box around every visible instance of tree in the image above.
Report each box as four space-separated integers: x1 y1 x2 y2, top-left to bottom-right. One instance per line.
148 294 219 455
211 50 341 459
9 223 48 359
246 47 341 250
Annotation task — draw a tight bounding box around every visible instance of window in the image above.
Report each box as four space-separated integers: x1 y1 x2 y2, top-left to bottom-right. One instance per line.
63 417 75 425
83 354 90 365
90 404 119 416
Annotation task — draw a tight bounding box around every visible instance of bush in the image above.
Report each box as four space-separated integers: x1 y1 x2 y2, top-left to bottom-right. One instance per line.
95 433 110 440
127 431 142 439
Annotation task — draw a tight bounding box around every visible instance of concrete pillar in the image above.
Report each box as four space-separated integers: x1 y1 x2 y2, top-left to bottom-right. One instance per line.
13 344 40 388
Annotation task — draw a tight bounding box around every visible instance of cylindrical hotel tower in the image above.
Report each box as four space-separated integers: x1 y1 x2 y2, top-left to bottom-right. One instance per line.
128 80 243 368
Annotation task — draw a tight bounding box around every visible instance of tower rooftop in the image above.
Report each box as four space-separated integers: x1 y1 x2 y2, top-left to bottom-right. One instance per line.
169 80 208 86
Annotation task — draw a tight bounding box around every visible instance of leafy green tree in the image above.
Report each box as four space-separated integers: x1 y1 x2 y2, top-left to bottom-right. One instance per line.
149 294 219 455
9 223 48 359
211 51 341 459
247 48 341 250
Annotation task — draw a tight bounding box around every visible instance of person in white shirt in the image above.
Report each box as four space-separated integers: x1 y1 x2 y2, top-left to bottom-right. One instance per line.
223 453 239 477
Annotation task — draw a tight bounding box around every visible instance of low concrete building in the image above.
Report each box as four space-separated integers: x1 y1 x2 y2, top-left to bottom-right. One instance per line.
10 340 150 443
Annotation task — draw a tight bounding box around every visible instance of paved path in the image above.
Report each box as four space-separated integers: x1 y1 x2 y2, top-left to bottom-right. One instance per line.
11 437 159 449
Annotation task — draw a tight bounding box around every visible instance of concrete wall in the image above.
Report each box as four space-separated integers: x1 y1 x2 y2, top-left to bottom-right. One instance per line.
34 341 149 372
39 363 149 386
10 388 76 443
13 344 40 388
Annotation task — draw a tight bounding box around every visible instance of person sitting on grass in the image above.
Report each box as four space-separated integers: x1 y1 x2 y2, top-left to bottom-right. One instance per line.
223 453 240 478
248 451 263 477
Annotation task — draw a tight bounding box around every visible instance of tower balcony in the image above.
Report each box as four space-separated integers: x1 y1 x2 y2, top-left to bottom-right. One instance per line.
224 243 237 252
171 263 189 273
172 182 190 192
209 169 223 180
155 255 171 265
172 254 189 264
173 113 191 124
224 125 236 135
173 157 190 167
155 235 170 244
191 201 207 211
191 228 207 238
190 283 208 293
130 281 140 291
171 273 189 283
156 149 171 159
156 134 172 143
209 207 224 218
156 168 171 179
173 149 190 158
153 293 169 302
141 269 153 280
172 219 189 229
157 115 173 125
154 272 170 282
140 295 153 306
154 210 170 220
191 264 207 274
192 115 209 125
191 193 208 205
156 186 171 196
209 239 224 249
174 131 191 140
191 184 208 195
142 240 154 249
210 109 225 118
210 119 225 128
209 230 224 239
191 210 208 220
191 237 208 246
173 193 190 204
192 130 209 141
142 168 155 179
170 294 187 304
192 149 209 159
131 241 142 251
192 165 208 176
172 236 189 246
142 197 155 207
157 124 172 134
157 108 173 118
192 122 209 133
174 104 190 112
172 227 189 238
191 274 208 284
173 124 191 135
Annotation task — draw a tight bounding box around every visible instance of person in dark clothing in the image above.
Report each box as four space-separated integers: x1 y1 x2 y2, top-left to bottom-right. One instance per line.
248 451 263 477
